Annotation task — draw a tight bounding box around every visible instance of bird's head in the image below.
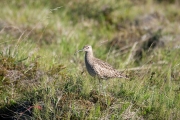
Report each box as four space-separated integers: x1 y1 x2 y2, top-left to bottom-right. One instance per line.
82 45 92 52
75 45 93 55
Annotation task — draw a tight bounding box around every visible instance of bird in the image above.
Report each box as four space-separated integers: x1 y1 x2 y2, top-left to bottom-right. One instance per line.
76 45 128 79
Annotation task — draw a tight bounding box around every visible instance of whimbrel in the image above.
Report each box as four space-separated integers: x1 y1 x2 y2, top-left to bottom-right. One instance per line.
76 45 128 79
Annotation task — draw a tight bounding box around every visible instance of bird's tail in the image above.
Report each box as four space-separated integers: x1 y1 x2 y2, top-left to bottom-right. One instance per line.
118 72 129 79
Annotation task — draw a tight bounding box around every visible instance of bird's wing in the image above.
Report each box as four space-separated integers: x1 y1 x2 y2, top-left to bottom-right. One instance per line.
93 58 117 78
93 58 128 79
94 58 115 70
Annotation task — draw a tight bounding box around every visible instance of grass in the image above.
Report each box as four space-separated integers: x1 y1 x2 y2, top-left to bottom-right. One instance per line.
0 0 180 119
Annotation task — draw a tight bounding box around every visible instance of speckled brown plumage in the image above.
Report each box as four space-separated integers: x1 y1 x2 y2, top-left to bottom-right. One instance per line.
79 45 128 79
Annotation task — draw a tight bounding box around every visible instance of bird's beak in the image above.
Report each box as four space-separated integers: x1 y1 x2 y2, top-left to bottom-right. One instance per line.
74 49 83 55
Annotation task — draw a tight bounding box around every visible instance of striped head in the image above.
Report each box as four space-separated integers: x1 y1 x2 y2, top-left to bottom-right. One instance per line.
83 45 92 52
75 45 93 55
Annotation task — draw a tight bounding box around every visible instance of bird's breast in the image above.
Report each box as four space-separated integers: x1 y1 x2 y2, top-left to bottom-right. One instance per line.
85 56 96 77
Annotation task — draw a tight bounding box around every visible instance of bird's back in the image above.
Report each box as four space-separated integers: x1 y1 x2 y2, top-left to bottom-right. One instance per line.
92 58 123 79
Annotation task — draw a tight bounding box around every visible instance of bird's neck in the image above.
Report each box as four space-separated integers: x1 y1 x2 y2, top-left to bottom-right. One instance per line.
85 51 94 61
